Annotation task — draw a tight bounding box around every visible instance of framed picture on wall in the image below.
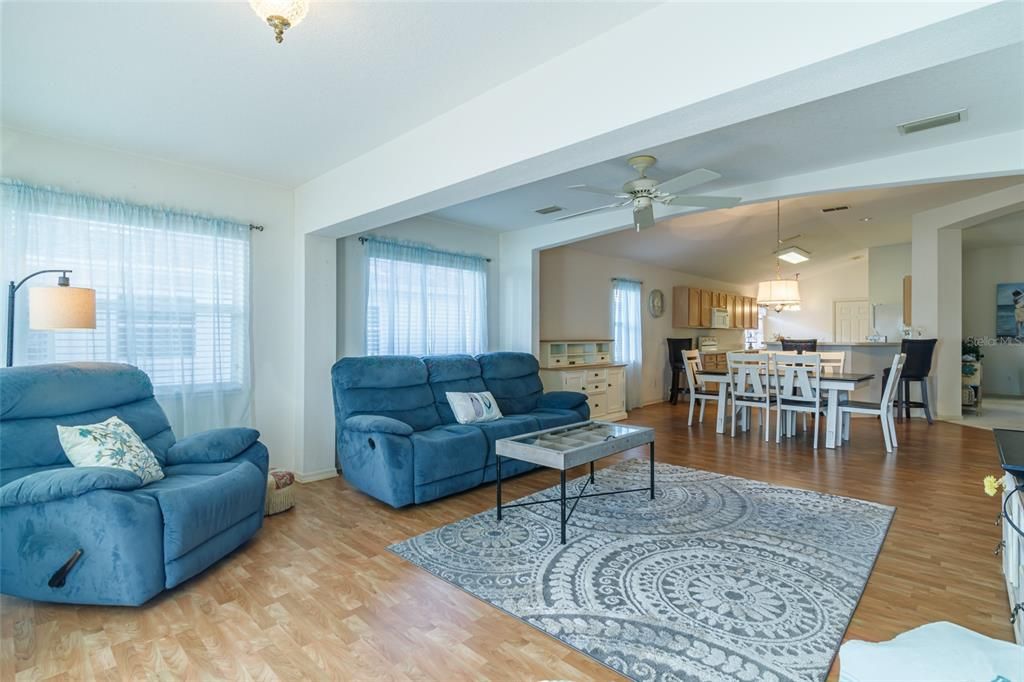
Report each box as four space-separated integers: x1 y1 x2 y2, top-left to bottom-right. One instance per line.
995 282 1024 340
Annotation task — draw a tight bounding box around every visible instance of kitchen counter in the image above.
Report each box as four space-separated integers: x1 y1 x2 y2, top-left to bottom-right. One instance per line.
765 341 903 399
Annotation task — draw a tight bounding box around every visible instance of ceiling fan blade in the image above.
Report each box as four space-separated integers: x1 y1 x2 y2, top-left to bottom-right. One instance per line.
555 200 631 221
633 203 655 231
664 194 742 209
654 168 721 196
568 184 629 198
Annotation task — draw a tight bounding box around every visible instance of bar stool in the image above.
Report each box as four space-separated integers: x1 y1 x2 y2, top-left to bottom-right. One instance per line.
667 338 694 405
883 338 937 423
781 338 818 353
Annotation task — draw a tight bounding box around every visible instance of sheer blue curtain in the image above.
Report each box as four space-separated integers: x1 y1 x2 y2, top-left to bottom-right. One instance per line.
612 278 643 409
1 179 253 437
364 237 487 355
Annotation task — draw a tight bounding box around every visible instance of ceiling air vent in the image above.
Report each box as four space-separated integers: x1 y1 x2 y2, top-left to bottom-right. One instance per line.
534 205 563 215
897 109 965 135
821 205 849 213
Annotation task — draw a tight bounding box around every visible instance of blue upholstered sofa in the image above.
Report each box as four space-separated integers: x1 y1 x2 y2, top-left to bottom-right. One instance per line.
0 362 269 606
331 352 589 507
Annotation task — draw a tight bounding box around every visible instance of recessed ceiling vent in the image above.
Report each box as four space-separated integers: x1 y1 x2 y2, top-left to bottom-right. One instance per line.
534 205 563 215
821 205 849 213
897 109 965 135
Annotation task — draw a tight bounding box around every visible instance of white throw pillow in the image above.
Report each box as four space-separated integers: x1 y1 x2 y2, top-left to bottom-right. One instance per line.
57 416 164 485
446 391 503 424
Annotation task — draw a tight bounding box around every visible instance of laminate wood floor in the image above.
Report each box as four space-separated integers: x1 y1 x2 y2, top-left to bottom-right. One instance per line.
2 402 1014 680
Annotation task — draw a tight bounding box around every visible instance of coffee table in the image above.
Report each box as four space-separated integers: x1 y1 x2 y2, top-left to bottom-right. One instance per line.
494 420 656 544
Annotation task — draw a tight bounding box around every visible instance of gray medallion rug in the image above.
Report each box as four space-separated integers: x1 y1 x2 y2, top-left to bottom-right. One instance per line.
389 460 894 682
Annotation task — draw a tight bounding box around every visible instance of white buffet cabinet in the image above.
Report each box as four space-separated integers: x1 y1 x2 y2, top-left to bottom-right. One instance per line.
538 340 628 422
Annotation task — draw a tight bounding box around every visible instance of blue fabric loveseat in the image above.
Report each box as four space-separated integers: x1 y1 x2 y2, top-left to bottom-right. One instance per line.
0 362 269 606
331 352 589 507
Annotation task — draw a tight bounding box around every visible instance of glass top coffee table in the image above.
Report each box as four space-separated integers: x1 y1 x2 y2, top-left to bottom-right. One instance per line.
495 420 656 544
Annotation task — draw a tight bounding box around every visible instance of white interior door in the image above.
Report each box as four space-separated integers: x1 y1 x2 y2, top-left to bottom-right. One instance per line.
834 299 871 343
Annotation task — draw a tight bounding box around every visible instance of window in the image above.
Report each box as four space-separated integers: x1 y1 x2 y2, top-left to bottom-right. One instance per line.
2 180 252 435
611 278 642 409
745 305 767 349
364 238 487 356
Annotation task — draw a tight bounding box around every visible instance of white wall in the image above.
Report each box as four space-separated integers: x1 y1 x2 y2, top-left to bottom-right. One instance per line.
763 256 869 343
1 127 299 470
868 242 912 306
963 243 1024 396
539 246 753 406
336 215 500 358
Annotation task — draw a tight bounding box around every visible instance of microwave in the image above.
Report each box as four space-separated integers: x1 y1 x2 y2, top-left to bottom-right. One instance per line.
710 307 730 328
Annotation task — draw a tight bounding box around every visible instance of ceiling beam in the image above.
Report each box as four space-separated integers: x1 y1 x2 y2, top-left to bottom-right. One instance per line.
295 1 1012 237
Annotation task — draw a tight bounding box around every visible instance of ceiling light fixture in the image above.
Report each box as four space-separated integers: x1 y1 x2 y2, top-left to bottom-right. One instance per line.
776 245 810 264
250 0 309 43
860 217 873 222
757 201 802 313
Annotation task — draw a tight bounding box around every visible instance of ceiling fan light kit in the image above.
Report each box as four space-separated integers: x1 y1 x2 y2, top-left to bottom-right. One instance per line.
250 0 309 43
556 155 741 231
776 245 811 264
757 201 803 313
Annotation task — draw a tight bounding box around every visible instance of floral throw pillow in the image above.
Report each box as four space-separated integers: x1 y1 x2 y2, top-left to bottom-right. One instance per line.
57 416 164 485
446 391 503 424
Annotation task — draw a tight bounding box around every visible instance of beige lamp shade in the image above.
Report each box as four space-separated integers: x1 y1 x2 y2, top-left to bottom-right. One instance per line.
756 278 802 308
28 286 97 330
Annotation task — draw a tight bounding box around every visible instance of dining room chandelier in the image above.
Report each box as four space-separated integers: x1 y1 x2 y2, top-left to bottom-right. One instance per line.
756 201 802 313
249 0 309 43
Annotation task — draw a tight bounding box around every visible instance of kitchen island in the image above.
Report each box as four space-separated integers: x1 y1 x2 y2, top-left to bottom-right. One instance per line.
765 341 902 400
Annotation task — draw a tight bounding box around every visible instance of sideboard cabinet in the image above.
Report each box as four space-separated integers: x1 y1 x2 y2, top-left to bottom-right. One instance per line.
538 339 627 422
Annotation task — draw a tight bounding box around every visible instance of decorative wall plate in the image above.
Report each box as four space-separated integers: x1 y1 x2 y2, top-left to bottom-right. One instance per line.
648 289 665 318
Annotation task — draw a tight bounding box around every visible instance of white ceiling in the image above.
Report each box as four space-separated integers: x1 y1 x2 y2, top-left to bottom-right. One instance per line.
561 177 1024 285
432 44 1024 231
1 1 653 186
962 209 1024 249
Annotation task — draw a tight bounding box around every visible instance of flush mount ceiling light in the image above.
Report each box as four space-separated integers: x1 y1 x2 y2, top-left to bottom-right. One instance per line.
776 245 810 264
250 0 309 43
757 201 802 313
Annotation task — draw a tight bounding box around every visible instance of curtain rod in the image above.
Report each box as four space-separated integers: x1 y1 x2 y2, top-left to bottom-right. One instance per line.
249 224 264 232
612 277 643 284
357 236 492 263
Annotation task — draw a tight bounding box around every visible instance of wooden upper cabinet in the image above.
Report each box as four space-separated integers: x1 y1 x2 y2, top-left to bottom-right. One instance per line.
672 286 705 328
700 289 713 327
688 288 701 327
747 297 758 329
726 294 737 328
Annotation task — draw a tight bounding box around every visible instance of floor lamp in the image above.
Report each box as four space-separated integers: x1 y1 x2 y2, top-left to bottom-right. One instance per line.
5 270 96 367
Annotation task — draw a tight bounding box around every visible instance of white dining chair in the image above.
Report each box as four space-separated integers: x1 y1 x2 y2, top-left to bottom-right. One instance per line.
819 351 846 375
774 352 823 449
726 351 774 441
684 350 725 426
840 353 906 453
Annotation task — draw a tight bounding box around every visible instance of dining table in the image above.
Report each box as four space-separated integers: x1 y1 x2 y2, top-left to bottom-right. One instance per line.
694 368 876 449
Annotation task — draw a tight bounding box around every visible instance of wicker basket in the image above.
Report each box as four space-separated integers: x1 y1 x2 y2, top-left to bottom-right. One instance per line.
265 470 296 516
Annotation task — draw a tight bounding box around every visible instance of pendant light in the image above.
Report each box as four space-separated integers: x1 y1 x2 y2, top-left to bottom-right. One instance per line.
756 201 802 312
250 0 309 43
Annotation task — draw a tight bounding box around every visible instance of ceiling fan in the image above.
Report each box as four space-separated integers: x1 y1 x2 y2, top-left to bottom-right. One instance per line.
556 155 742 231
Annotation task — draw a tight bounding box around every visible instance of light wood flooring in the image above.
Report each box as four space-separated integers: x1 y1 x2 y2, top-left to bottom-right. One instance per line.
1 402 1014 680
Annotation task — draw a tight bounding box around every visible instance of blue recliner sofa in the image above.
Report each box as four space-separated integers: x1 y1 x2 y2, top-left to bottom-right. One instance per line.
0 362 269 606
331 352 589 508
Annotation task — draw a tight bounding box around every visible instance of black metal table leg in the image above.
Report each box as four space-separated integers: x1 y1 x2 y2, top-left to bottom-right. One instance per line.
649 442 655 499
560 470 566 544
496 455 502 521
589 461 595 484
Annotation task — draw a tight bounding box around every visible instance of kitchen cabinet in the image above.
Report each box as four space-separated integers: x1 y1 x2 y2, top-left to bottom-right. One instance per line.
673 287 758 330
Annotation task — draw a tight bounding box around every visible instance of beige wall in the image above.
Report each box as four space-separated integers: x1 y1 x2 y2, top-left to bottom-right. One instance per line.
539 246 753 406
963 243 1024 396
763 256 870 343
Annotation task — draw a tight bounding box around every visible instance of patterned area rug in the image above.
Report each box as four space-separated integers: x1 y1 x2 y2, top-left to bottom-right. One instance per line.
389 461 894 682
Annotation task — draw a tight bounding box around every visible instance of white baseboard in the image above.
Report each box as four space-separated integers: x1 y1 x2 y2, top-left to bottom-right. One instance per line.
295 468 338 483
